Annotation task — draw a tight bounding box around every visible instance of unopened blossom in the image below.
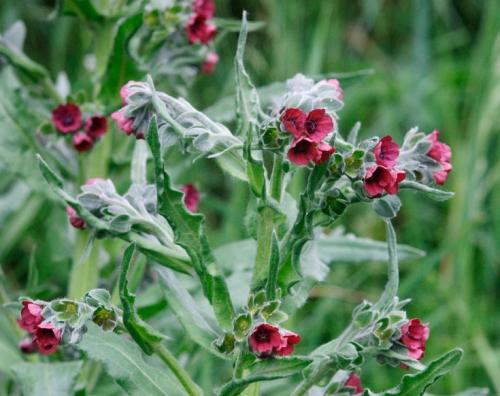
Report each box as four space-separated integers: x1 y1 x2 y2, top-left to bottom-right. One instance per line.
202 52 219 74
193 0 215 19
249 323 283 358
181 184 200 212
281 108 334 142
326 78 344 100
276 330 301 356
111 109 135 136
344 372 364 394
426 130 452 185
33 322 62 355
400 318 429 361
119 81 139 104
66 206 85 229
185 14 216 44
52 104 82 133
19 338 37 354
17 301 43 333
84 116 108 138
72 132 94 152
287 137 334 166
374 136 400 168
364 165 405 197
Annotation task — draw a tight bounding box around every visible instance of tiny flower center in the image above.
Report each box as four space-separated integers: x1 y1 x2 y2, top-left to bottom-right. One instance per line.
255 329 270 342
62 113 74 126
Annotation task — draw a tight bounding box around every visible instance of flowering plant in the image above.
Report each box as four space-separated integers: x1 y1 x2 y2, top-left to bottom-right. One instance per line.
0 6 481 396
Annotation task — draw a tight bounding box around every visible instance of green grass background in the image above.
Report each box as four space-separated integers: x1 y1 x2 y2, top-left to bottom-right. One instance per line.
0 0 499 394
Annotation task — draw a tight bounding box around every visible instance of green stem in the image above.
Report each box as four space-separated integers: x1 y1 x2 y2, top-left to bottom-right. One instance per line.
251 206 274 289
270 155 283 202
152 343 202 396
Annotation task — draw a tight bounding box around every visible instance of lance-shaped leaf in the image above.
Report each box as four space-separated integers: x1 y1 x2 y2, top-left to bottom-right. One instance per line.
147 117 235 330
120 243 165 355
399 181 454 202
12 361 82 396
218 357 312 396
78 324 185 396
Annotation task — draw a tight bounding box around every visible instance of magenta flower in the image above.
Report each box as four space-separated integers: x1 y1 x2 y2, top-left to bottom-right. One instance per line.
181 184 200 213
52 104 82 134
19 337 37 354
364 165 406 197
427 130 452 185
202 52 219 74
66 206 85 229
287 138 334 166
111 109 135 136
400 318 429 361
84 116 108 138
17 301 43 333
344 373 364 394
193 0 215 19
326 78 344 100
72 131 94 152
249 323 283 358
33 322 62 355
281 108 334 142
276 330 301 356
316 141 335 164
374 136 400 168
185 14 217 44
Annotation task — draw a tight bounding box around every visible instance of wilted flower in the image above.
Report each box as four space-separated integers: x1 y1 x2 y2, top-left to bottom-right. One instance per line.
426 130 452 185
84 116 108 138
185 14 217 44
249 323 283 358
374 136 400 168
33 322 62 355
181 184 200 213
52 104 82 133
276 330 301 356
66 206 85 229
17 301 44 333
202 52 219 74
400 318 429 361
19 337 37 354
344 372 364 394
72 132 94 152
364 165 405 197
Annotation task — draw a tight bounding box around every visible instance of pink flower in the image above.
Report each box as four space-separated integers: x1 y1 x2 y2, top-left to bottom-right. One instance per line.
185 14 217 44
427 130 452 185
374 136 400 168
52 104 82 133
181 184 200 212
287 138 335 166
119 81 139 104
17 301 43 333
193 0 215 19
202 52 219 74
84 116 108 138
276 330 301 356
72 132 94 152
400 318 429 361
249 323 283 358
19 337 37 354
364 165 406 197
85 178 104 186
66 206 85 229
111 109 135 136
344 373 364 394
326 79 344 100
281 108 334 142
33 322 62 355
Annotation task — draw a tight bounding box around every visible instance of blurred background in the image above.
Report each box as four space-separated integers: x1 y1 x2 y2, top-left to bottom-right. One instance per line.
0 0 499 394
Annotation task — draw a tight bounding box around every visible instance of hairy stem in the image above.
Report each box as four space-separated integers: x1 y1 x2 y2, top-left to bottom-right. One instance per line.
251 206 275 289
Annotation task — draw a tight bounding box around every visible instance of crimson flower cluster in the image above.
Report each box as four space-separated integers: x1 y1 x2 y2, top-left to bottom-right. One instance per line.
364 136 406 197
427 130 452 185
248 323 301 358
280 107 335 166
51 104 108 152
399 318 430 364
17 301 62 355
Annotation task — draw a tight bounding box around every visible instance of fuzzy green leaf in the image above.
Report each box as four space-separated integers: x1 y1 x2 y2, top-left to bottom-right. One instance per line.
374 219 399 310
400 181 455 202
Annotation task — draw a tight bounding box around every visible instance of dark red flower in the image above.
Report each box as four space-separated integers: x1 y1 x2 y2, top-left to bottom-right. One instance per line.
185 14 217 44
84 116 108 138
19 337 37 354
287 138 334 166
281 108 307 138
276 330 301 356
427 130 452 185
304 109 334 143
202 52 219 74
111 109 135 136
72 132 94 152
181 184 200 213
344 373 364 394
17 301 43 333
33 322 62 355
249 323 283 358
374 135 400 168
364 165 406 197
193 0 215 19
315 141 335 164
400 318 429 361
52 104 82 134
66 206 85 229
326 78 344 100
